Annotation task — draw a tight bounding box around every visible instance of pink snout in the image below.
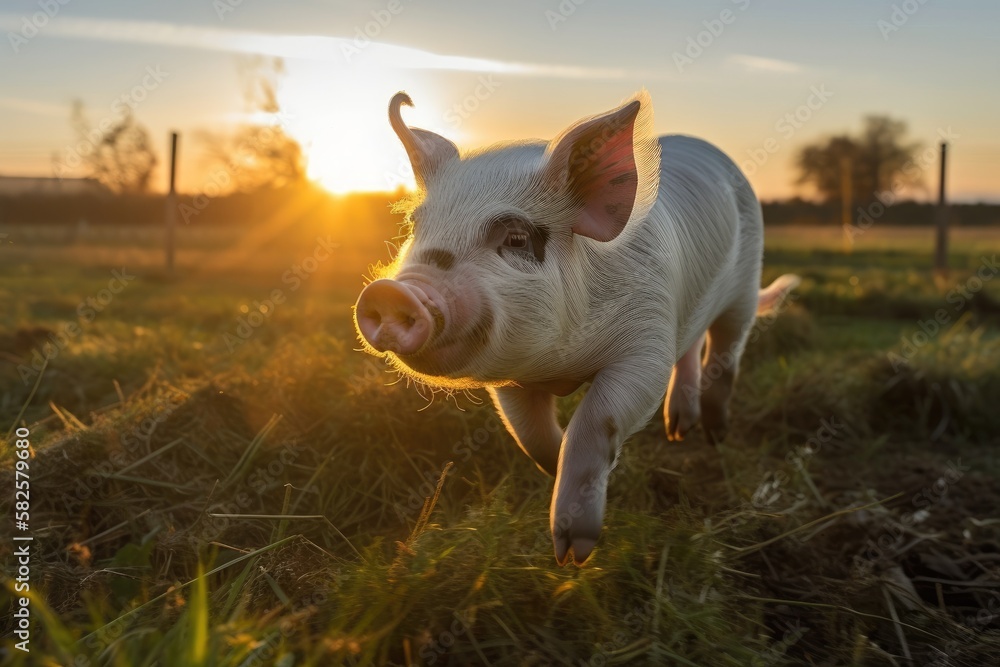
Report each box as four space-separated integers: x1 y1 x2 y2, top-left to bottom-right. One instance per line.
355 279 436 355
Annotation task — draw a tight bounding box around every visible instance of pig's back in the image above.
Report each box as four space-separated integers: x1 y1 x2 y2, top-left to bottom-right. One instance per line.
653 134 764 351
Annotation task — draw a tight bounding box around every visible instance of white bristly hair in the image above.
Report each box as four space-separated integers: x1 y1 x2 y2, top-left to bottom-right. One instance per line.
357 90 800 566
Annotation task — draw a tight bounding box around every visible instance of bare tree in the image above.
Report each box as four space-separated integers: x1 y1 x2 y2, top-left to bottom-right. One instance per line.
70 100 158 193
201 56 306 192
795 115 922 203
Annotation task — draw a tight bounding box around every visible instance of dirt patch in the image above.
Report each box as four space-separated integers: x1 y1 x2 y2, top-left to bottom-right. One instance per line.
246 537 341 613
0 326 55 357
738 439 1000 665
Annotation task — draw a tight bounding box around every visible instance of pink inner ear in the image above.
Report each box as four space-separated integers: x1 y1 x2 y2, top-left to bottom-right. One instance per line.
566 106 640 242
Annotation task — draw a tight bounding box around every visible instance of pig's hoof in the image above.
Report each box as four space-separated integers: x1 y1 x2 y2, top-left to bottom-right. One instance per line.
553 533 598 566
701 402 730 446
665 401 700 442
551 470 606 566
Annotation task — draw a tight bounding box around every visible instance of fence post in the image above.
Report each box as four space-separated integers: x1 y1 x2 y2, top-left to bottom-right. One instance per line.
166 131 178 273
840 155 853 253
933 142 948 275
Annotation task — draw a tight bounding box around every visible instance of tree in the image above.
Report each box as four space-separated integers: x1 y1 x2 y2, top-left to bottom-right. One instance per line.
795 115 922 203
201 56 305 192
70 100 158 193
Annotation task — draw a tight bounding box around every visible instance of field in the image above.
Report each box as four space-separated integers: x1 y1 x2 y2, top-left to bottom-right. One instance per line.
2 212 1000 666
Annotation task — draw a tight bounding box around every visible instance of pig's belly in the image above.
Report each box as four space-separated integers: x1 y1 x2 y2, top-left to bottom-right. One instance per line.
518 378 586 396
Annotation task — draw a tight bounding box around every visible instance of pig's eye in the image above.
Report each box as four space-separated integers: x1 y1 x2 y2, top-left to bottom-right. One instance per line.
503 231 529 250
491 215 547 264
496 217 533 254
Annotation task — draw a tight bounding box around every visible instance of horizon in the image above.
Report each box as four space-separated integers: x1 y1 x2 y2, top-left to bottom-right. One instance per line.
1 0 998 203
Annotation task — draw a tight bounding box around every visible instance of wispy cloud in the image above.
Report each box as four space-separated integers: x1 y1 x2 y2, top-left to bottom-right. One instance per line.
0 97 68 117
0 14 653 80
727 54 803 74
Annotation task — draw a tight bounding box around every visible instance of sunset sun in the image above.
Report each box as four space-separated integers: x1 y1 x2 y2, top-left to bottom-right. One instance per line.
278 70 443 194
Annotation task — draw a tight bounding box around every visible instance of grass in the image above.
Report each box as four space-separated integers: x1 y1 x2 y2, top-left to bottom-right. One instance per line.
1 218 999 666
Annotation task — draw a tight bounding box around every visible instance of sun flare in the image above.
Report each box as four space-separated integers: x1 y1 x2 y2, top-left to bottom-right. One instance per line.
276 68 446 194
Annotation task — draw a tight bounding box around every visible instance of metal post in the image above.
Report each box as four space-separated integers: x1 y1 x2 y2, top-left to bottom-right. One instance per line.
934 142 948 274
166 132 178 273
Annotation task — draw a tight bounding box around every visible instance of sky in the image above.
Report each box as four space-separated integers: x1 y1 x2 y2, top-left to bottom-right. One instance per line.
0 0 998 201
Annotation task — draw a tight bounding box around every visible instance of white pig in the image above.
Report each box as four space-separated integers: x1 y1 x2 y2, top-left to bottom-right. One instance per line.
354 90 799 566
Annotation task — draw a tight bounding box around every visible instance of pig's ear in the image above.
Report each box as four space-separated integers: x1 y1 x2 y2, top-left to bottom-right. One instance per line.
543 90 660 242
389 92 459 188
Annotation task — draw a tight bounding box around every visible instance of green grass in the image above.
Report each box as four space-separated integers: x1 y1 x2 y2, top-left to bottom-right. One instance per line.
1 222 999 665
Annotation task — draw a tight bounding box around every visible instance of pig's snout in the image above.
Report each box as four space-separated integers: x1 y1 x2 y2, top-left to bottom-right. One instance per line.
355 279 437 355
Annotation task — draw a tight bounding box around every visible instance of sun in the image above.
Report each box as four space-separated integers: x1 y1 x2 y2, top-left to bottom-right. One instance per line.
275 67 446 194
305 124 394 194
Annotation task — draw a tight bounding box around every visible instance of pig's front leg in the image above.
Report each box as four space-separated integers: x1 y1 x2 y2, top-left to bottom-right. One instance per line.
488 386 562 476
551 360 670 565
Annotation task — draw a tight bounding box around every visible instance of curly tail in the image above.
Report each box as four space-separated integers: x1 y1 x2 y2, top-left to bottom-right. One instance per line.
757 274 801 316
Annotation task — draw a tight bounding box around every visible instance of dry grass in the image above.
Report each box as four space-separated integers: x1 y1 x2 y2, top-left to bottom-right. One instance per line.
1 223 999 665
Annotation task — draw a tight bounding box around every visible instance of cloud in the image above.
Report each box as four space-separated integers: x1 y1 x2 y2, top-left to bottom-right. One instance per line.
727 54 803 74
0 14 650 80
0 97 68 117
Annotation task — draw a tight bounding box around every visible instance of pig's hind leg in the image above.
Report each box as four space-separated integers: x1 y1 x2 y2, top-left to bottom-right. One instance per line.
699 302 755 444
664 333 706 441
488 387 562 476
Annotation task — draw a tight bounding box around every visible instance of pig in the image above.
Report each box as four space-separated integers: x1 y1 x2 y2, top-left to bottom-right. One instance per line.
354 90 799 566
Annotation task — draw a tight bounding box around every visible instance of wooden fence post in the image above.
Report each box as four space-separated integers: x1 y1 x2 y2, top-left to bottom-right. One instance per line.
933 142 949 275
166 131 178 273
840 155 853 253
